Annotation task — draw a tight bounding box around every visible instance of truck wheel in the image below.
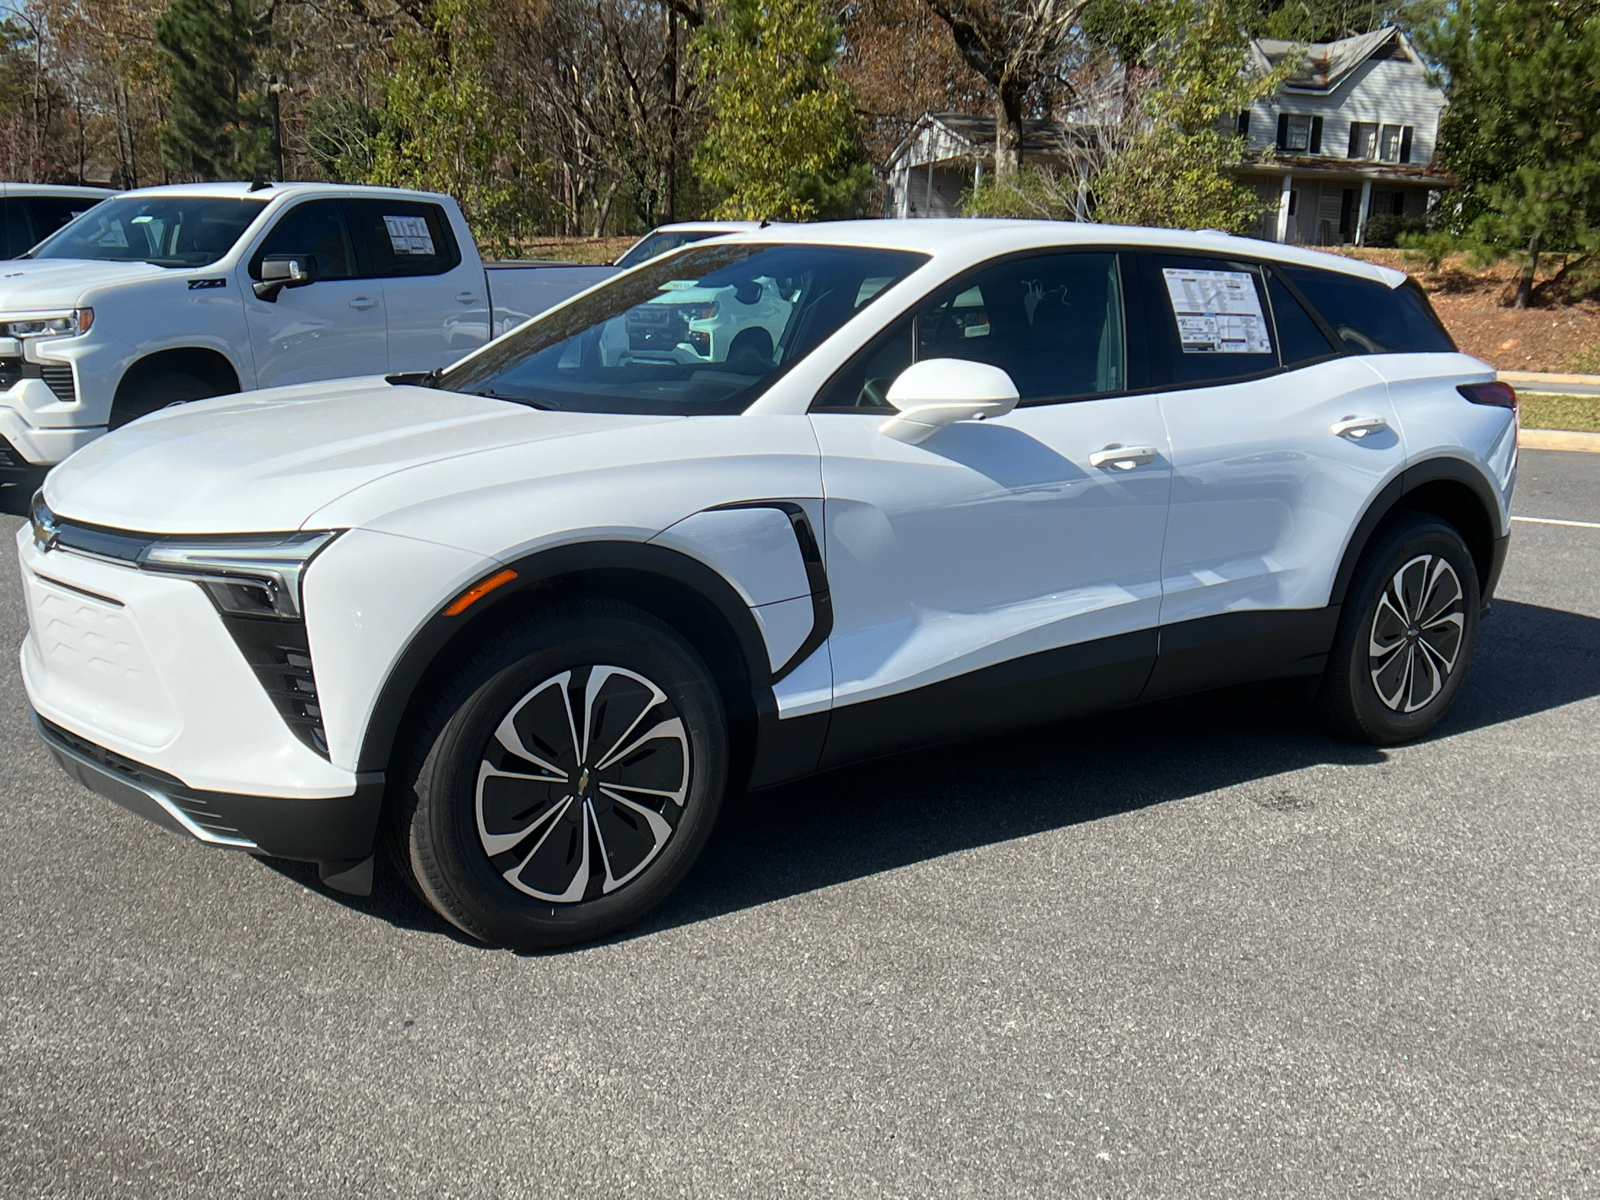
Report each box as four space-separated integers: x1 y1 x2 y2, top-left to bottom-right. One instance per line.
388 597 728 950
110 370 226 429
1317 512 1481 745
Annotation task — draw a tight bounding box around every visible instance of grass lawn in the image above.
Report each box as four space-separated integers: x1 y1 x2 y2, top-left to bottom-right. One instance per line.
1520 394 1600 432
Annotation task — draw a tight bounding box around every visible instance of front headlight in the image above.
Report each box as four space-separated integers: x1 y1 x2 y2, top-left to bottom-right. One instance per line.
4 309 93 339
138 531 337 619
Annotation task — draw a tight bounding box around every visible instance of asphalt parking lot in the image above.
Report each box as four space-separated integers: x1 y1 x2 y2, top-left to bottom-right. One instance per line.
3 449 1597 1199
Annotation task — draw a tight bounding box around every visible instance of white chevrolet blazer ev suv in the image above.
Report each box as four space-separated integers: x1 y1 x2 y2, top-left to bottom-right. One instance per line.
19 220 1518 949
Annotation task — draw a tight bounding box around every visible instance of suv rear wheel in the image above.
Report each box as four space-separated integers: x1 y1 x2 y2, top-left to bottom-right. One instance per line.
388 598 728 950
1319 512 1481 745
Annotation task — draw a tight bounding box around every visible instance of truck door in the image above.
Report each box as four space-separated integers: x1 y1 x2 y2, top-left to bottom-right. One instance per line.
237 198 388 387
347 198 490 372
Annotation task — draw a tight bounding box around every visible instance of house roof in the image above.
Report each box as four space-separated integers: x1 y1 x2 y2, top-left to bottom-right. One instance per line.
1251 26 1408 92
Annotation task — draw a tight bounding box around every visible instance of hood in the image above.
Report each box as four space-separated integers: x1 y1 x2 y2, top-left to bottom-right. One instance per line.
0 258 170 309
44 377 674 534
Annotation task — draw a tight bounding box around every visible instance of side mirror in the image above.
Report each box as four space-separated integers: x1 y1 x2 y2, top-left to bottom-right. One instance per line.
253 253 318 302
879 358 1020 445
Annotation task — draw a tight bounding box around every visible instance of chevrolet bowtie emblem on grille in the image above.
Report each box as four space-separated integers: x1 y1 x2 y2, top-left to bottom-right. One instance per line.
30 503 58 553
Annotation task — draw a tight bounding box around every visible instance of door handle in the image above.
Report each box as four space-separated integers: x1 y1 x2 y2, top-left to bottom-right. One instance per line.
1331 414 1388 439
1089 444 1158 470
455 291 479 304
349 296 378 310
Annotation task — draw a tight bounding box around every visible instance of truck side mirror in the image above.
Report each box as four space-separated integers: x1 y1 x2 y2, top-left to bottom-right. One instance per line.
254 253 318 302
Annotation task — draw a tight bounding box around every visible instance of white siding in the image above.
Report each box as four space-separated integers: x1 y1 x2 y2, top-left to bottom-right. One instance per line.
1245 53 1445 165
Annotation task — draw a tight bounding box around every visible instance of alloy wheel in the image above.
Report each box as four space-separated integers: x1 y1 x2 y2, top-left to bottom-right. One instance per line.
475 665 690 902
1367 553 1466 713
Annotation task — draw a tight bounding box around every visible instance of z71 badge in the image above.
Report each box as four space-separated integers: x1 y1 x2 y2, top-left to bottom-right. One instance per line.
187 278 227 290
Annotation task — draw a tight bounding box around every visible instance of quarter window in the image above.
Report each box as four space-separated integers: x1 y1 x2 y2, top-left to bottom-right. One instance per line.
1278 265 1454 354
1267 271 1337 367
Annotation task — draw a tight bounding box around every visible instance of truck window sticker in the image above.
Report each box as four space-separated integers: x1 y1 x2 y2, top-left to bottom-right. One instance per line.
1161 267 1272 355
383 214 436 257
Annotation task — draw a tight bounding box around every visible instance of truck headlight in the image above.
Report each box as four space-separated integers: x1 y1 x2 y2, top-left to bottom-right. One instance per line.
4 309 94 338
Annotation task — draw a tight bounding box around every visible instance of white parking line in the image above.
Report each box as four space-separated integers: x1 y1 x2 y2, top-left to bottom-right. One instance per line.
1512 515 1600 529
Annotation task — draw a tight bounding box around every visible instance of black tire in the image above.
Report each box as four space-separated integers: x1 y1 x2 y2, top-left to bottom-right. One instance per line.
110 370 225 429
1318 512 1481 745
387 597 727 950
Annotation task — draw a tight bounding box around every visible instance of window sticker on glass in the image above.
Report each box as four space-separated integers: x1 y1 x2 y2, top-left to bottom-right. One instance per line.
383 214 436 256
1162 267 1272 354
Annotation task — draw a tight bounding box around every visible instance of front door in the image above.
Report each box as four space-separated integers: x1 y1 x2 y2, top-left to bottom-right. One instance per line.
810 250 1173 765
237 198 388 388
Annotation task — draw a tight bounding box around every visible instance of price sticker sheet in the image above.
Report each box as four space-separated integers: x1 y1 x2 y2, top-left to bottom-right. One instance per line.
383 214 436 257
1162 267 1273 354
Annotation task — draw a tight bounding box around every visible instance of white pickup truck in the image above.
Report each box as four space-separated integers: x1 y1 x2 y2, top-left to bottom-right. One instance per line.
0 182 614 477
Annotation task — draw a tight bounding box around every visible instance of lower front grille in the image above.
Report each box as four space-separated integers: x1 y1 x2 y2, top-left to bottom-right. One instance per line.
217 613 329 757
0 356 21 390
0 436 24 469
39 362 74 403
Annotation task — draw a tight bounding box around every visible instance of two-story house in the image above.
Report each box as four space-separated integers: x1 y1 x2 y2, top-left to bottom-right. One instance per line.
1239 26 1452 245
881 26 1451 245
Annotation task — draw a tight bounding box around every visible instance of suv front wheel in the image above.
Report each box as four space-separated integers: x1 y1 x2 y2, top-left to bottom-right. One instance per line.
389 598 728 950
1319 512 1482 745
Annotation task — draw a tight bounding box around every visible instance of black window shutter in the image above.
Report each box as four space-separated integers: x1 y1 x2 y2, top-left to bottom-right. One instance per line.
1348 123 1362 158
1339 188 1355 238
1310 116 1323 154
1237 111 1251 137
1399 126 1413 163
1277 113 1290 151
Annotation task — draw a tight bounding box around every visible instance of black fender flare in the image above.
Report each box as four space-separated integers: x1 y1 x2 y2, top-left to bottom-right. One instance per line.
1329 455 1506 608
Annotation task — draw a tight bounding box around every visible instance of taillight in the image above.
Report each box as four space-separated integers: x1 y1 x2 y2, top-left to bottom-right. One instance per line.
1458 381 1518 411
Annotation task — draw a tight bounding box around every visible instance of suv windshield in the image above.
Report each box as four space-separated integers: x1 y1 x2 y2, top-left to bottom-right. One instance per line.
30 196 268 268
440 242 928 415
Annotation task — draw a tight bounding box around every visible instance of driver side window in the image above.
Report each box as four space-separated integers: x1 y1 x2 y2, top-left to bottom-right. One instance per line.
811 251 1125 411
250 200 358 281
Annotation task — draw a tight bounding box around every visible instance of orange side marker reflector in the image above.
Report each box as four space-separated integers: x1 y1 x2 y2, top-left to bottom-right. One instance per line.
444 569 517 616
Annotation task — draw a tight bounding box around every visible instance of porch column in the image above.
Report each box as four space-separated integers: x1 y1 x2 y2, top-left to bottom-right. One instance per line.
1275 173 1293 243
1355 178 1373 247
926 159 935 217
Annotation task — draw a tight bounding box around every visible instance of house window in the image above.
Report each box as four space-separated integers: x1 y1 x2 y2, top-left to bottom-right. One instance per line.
1349 122 1414 163
1283 114 1312 151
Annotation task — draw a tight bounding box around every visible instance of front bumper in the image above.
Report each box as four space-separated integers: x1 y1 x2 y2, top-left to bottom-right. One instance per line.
34 710 384 889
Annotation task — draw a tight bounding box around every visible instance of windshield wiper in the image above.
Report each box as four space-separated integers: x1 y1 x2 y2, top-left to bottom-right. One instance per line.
470 388 558 410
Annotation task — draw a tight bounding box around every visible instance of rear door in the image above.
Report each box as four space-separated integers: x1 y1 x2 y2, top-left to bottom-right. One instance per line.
237 197 389 387
349 198 490 372
1131 251 1403 682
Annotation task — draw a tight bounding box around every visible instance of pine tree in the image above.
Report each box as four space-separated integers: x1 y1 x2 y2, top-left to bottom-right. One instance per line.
1422 0 1600 306
155 0 275 181
693 0 874 221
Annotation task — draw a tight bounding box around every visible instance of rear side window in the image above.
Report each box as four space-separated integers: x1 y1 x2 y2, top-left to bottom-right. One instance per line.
350 199 461 277
1278 265 1454 354
28 196 96 243
0 198 35 257
1267 271 1337 367
1138 254 1277 387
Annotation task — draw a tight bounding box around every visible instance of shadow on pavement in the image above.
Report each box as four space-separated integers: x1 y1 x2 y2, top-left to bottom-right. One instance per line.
271 598 1600 948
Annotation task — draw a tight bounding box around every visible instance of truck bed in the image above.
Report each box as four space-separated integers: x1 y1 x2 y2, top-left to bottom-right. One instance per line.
484 261 620 337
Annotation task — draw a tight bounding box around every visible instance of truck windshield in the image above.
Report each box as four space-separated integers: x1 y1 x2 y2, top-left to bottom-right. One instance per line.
29 196 268 268
614 228 726 269
439 242 928 415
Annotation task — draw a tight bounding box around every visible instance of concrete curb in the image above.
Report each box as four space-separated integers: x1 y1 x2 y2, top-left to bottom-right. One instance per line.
1500 370 1600 396
1519 428 1600 453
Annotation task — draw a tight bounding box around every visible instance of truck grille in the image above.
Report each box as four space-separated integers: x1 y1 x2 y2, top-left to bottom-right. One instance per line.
0 356 21 390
